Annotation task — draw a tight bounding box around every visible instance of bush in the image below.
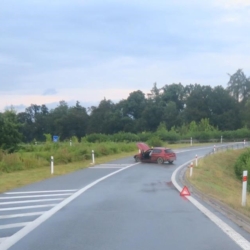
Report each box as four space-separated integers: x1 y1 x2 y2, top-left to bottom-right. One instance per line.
84 133 109 143
137 132 152 142
234 149 250 189
146 136 163 147
112 132 139 142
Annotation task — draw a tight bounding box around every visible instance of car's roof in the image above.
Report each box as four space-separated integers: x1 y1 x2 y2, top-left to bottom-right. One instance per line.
154 147 172 150
136 143 174 151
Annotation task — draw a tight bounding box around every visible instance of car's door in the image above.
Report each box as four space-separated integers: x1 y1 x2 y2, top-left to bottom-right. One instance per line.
150 149 162 162
141 149 152 162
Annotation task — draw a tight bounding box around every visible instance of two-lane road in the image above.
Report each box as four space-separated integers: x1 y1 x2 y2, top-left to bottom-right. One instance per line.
1 144 250 250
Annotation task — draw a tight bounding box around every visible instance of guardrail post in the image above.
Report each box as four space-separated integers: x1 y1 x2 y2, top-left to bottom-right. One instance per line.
242 170 248 206
51 156 54 175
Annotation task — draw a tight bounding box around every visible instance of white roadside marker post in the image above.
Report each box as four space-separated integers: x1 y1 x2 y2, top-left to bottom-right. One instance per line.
190 137 193 146
242 170 248 206
92 150 95 164
189 162 194 177
51 156 54 175
214 145 216 153
195 155 198 166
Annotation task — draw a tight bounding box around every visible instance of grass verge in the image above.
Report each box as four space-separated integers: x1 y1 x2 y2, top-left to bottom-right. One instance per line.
186 148 250 217
0 151 135 193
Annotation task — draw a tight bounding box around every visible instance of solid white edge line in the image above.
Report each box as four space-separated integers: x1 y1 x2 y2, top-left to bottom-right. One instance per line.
171 160 250 250
0 162 140 250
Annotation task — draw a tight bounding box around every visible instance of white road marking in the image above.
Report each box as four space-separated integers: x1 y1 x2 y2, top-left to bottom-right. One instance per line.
0 198 64 205
171 160 250 250
0 238 8 244
0 193 73 199
100 164 129 165
90 166 123 169
0 212 44 219
0 162 140 250
0 204 56 212
89 164 129 169
4 190 77 195
0 223 29 230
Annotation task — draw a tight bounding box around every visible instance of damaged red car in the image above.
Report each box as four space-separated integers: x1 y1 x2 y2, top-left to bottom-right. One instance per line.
134 142 176 164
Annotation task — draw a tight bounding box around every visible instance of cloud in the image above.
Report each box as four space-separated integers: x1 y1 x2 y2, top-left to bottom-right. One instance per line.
0 0 250 112
43 88 57 96
214 0 250 8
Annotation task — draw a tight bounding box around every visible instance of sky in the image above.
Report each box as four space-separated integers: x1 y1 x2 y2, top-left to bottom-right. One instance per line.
1 0 250 112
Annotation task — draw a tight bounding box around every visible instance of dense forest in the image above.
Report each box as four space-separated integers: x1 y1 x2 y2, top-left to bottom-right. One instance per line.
1 69 250 151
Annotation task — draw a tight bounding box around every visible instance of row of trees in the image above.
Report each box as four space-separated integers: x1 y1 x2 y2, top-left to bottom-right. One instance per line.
1 69 250 151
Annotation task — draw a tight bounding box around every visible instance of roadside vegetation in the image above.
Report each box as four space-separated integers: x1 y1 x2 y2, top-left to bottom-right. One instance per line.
1 68 250 208
186 147 250 217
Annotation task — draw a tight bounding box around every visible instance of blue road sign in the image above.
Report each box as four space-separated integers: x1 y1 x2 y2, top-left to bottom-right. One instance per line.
53 135 59 142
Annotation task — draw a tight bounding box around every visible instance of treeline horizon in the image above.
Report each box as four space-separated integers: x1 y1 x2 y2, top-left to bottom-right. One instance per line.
1 69 250 151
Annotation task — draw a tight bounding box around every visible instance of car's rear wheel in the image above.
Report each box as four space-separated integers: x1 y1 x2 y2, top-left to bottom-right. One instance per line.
157 157 164 164
135 156 141 162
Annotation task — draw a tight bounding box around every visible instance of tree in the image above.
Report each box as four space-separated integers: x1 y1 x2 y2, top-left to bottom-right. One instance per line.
227 69 250 103
122 90 146 119
209 86 241 130
161 83 185 111
66 101 89 139
49 100 69 140
18 104 51 142
87 98 117 134
0 110 22 152
183 84 212 123
242 99 250 129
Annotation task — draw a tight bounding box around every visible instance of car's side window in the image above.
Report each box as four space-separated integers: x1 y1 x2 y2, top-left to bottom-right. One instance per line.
153 149 161 154
165 149 173 153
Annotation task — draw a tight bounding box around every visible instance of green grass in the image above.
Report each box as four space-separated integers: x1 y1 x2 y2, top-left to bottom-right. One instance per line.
0 151 135 193
186 148 250 216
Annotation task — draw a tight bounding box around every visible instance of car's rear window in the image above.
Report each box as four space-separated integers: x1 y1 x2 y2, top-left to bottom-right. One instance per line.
165 149 173 153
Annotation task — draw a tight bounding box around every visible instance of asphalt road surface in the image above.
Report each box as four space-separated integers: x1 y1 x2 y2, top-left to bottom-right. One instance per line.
1 143 250 250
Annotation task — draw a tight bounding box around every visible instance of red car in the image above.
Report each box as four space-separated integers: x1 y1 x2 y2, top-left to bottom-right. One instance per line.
134 142 176 164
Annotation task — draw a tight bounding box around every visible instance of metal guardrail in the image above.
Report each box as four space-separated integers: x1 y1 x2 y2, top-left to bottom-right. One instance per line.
205 142 250 156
